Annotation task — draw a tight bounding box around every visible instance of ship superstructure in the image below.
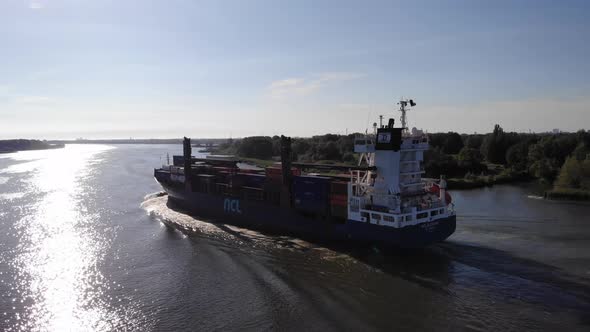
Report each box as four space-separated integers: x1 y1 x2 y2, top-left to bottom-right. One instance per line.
348 99 454 230
153 99 456 248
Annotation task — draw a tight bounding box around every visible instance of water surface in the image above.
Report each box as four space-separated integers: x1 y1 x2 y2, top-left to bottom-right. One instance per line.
1 145 589 331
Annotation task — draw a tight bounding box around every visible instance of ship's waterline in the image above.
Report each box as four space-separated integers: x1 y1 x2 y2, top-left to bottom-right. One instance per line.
155 101 456 248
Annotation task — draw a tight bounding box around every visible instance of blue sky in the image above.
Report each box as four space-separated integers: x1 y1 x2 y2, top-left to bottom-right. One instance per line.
1 0 589 139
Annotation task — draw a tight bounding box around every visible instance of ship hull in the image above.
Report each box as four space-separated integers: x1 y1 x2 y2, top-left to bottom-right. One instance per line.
159 182 456 248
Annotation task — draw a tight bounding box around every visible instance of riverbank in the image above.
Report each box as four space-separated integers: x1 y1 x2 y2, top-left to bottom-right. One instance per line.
545 189 590 201
0 139 64 154
445 170 532 190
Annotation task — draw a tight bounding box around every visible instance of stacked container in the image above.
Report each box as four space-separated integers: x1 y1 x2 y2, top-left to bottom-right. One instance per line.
265 166 283 184
233 173 266 188
193 174 216 193
172 155 184 166
330 181 349 219
292 176 331 215
265 164 302 185
263 164 301 206
264 167 283 205
242 186 264 201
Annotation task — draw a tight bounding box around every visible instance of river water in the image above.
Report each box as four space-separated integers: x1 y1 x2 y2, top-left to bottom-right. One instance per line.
0 144 589 331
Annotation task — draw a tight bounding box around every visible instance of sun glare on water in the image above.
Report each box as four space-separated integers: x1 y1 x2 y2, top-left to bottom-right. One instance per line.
1 145 143 331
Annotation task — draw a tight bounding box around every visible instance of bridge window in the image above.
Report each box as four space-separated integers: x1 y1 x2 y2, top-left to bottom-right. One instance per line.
371 213 382 221
416 212 428 219
430 210 439 216
383 215 395 222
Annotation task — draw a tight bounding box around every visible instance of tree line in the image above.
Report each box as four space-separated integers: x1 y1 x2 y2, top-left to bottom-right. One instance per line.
427 125 589 183
213 125 590 193
215 134 358 164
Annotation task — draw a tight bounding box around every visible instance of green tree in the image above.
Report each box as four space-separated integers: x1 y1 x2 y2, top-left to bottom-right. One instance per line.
555 157 590 190
481 124 506 164
506 142 529 171
237 136 274 159
443 132 464 154
292 139 311 161
457 147 486 174
424 147 462 178
465 135 484 149
529 158 558 181
316 141 341 160
573 143 590 161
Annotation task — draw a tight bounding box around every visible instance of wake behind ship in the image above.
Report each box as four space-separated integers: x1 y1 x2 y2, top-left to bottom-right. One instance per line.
154 99 456 248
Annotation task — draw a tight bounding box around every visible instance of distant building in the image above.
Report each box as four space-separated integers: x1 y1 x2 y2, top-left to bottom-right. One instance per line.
552 128 560 134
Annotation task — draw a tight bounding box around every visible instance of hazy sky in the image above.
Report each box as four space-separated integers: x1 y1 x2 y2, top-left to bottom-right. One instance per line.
1 0 589 139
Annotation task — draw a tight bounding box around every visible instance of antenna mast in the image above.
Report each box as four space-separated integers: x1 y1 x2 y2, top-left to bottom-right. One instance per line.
400 102 408 130
398 98 416 131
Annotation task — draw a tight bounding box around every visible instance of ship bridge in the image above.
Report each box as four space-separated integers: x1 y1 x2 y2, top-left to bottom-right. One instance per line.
347 98 454 230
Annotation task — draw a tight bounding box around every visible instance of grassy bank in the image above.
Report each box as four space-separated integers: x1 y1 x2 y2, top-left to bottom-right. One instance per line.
447 170 532 190
545 189 590 201
238 157 277 168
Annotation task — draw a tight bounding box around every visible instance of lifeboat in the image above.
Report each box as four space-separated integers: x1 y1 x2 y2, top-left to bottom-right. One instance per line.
428 183 452 205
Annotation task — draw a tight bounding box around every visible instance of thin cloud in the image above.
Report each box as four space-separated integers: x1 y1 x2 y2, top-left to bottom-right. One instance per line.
28 1 44 10
267 72 365 99
12 95 56 105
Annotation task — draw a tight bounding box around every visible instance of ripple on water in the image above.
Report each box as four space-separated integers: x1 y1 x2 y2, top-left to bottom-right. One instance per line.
2 145 154 331
140 193 353 259
0 192 26 201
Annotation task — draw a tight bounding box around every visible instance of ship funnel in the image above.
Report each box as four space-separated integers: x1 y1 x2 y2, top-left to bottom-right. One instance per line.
388 118 395 128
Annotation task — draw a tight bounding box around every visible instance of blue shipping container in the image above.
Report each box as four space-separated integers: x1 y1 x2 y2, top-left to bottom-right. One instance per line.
292 176 331 195
235 173 266 188
173 155 184 166
292 176 331 214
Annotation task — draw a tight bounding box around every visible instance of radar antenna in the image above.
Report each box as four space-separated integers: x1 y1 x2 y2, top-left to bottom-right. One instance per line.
397 98 416 131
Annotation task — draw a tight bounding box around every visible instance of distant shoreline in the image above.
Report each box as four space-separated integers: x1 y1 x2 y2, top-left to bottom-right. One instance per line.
46 138 228 145
0 140 65 154
545 189 590 201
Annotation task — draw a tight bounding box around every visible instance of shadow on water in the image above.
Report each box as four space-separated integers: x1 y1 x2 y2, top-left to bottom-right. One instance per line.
156 197 590 325
350 241 590 323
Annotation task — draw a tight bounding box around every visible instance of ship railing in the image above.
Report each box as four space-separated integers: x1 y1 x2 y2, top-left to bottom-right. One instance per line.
401 201 444 214
359 206 448 228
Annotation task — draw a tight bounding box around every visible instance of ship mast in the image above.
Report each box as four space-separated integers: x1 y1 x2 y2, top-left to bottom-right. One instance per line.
398 98 416 132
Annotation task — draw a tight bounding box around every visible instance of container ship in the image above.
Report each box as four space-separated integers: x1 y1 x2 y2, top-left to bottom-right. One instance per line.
154 99 456 248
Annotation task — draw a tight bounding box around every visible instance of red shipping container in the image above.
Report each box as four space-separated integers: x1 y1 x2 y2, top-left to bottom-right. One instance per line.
330 194 348 207
330 181 349 195
265 166 301 177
